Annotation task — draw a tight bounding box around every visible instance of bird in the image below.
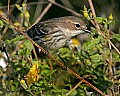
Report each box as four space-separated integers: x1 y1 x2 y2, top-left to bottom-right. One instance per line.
26 16 91 53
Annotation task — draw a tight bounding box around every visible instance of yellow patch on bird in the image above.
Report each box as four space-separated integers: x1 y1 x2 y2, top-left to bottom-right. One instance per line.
45 35 52 41
68 38 81 52
71 38 80 45
0 10 3 15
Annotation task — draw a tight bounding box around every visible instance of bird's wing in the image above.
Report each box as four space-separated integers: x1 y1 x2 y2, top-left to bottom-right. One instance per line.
26 21 60 40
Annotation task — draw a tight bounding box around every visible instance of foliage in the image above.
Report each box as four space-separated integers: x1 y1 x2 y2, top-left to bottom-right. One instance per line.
0 0 120 96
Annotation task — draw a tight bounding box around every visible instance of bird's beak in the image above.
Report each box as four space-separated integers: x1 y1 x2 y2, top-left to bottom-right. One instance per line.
84 29 91 34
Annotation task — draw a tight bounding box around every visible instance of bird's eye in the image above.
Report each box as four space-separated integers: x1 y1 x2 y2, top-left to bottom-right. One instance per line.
75 23 81 29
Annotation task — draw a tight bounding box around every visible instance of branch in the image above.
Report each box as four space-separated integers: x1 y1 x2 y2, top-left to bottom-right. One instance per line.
88 0 101 34
48 0 83 17
32 1 54 25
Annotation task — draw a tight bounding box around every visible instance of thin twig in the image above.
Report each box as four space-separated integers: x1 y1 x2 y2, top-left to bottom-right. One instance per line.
20 84 35 96
32 46 38 60
8 0 10 19
108 29 113 80
48 0 83 17
33 1 54 25
66 75 96 95
48 59 53 70
88 0 101 34
108 29 114 95
1 27 8 39
0 15 106 96
66 80 83 96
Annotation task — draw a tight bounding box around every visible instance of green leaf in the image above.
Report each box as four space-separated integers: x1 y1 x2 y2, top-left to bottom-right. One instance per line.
90 27 98 34
112 34 120 43
5 35 25 46
23 40 33 51
90 54 103 63
0 20 4 30
96 17 103 23
82 36 103 51
114 70 120 75
70 90 77 95
108 20 115 25
113 52 120 62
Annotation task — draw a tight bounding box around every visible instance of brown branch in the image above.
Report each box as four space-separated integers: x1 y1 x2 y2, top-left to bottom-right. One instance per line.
48 0 83 17
32 45 38 60
0 15 106 96
108 29 114 79
66 75 96 95
20 83 35 96
108 29 114 95
33 1 54 26
66 80 83 96
88 0 101 34
67 68 106 95
8 0 10 19
48 59 53 70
